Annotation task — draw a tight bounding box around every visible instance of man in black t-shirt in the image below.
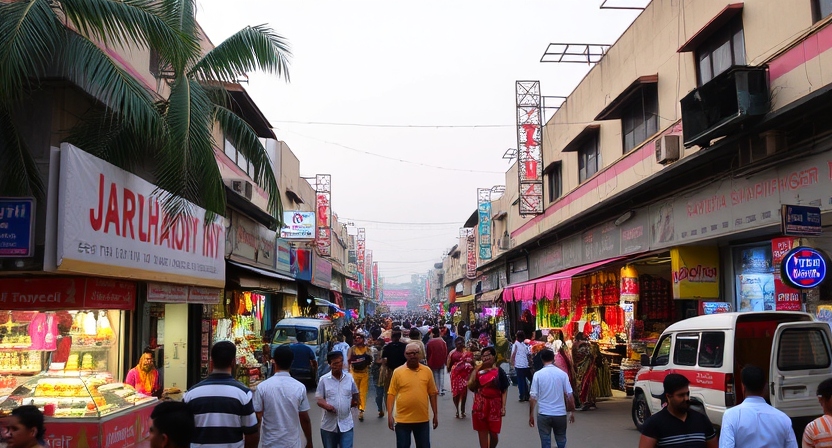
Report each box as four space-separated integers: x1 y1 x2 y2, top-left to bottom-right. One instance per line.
638 373 717 448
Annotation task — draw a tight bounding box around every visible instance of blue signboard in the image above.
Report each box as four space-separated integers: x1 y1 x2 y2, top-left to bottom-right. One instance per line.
0 198 35 258
782 247 827 289
781 204 822 236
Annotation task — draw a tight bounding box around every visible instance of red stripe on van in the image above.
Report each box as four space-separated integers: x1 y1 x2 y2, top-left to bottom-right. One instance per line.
638 368 728 392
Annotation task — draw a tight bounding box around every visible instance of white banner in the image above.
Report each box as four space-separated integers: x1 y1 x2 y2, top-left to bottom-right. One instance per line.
56 143 226 287
147 282 188 303
280 211 315 239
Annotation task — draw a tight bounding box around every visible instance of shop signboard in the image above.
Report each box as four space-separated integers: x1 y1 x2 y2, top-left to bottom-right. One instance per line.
290 248 312 281
44 421 101 448
312 254 332 288
781 204 822 236
529 242 563 280
772 237 801 310
0 277 136 310
738 273 775 311
582 221 619 264
561 235 582 269
346 278 362 294
275 239 292 274
619 208 649 254
99 399 154 447
146 282 188 303
670 246 719 300
0 197 35 257
781 247 828 289
228 211 276 270
56 144 225 288
188 287 222 304
701 302 732 314
280 211 315 239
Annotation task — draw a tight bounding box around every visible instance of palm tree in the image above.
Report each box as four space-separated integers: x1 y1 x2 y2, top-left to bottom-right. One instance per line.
0 0 290 224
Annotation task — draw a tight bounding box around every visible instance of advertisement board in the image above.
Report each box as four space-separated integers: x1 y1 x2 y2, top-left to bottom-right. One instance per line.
0 277 136 310
0 198 35 257
280 211 315 239
290 248 312 281
670 246 719 300
56 144 225 287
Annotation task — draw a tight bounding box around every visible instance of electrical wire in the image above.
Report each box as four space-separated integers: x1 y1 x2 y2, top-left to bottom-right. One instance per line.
276 127 507 174
343 218 463 225
273 120 513 129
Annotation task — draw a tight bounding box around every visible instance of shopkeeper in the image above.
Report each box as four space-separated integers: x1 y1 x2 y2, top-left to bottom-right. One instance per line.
125 347 162 397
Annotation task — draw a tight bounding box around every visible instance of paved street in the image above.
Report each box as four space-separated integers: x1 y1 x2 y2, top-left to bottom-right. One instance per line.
304 373 641 447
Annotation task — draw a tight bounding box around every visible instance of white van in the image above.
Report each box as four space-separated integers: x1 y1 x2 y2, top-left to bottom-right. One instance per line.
632 311 832 435
270 317 336 386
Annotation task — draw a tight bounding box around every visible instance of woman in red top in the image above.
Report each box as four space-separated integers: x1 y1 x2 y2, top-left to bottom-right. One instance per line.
447 337 474 418
468 346 509 448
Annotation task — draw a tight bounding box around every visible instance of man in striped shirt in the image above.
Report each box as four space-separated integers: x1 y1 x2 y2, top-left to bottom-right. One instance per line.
804 378 832 448
184 341 259 448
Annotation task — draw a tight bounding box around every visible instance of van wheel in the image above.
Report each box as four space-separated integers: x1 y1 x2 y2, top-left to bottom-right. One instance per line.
632 393 651 431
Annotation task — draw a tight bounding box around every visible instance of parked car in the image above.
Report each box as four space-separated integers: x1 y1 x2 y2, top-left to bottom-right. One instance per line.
632 311 832 436
270 317 335 386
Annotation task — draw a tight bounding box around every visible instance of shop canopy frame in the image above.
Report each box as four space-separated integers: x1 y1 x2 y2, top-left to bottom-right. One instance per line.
505 256 629 303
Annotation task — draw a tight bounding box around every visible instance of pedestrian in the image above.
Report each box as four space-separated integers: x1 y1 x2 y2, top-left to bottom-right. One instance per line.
3 405 45 448
447 337 475 419
289 331 318 382
371 336 387 418
347 330 373 422
510 331 532 402
149 401 194 448
803 377 832 447
528 348 575 448
409 328 427 363
333 335 350 372
719 365 797 448
253 345 312 448
553 339 580 409
124 347 161 397
468 346 509 448
426 327 448 396
571 332 597 410
638 373 717 448
387 342 439 448
317 351 359 448
184 340 260 448
382 328 408 372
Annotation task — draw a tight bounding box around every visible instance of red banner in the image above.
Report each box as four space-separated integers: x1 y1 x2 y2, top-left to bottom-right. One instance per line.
0 278 136 310
772 237 801 310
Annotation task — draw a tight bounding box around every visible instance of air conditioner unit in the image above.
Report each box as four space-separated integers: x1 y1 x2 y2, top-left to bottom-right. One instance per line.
231 179 254 201
498 235 511 250
655 135 680 165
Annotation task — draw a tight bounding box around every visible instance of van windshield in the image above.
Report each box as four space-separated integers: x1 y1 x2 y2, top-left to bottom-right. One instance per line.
273 326 318 345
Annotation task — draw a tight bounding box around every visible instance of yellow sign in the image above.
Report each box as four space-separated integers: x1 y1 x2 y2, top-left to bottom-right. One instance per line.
671 246 719 300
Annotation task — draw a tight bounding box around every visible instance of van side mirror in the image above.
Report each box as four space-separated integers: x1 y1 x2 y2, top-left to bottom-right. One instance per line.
641 354 651 367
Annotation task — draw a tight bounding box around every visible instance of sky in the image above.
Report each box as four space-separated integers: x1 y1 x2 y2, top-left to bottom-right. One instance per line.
195 0 644 283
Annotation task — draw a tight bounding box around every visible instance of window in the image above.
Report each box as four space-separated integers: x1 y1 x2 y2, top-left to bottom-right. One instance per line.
696 17 746 85
621 84 658 152
698 332 725 367
814 0 832 22
777 328 831 370
674 333 699 366
224 138 256 179
578 135 601 183
652 334 672 366
546 163 562 203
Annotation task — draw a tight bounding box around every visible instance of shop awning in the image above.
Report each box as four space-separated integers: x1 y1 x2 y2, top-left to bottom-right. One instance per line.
228 260 295 282
478 288 503 303
505 256 628 302
455 294 475 303
314 297 344 313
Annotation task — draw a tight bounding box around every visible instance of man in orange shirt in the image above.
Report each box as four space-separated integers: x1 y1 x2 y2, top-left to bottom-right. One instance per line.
804 378 832 447
387 342 439 448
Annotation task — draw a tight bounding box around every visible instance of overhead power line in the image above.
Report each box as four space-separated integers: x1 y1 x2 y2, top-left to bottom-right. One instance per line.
275 128 506 174
273 120 514 129
342 218 463 225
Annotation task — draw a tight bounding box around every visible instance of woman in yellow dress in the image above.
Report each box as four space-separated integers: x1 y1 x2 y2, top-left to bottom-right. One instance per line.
347 331 373 422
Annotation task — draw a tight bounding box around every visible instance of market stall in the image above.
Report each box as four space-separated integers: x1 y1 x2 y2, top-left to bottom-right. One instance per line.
204 291 265 386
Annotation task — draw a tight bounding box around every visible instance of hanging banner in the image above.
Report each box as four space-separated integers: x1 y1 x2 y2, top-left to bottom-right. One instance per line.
290 248 312 281
365 250 373 295
516 81 544 216
373 262 379 300
0 277 136 310
276 239 292 274
357 228 366 271
670 246 719 299
315 174 331 256
478 188 493 260
56 143 225 288
312 254 332 288
466 232 477 279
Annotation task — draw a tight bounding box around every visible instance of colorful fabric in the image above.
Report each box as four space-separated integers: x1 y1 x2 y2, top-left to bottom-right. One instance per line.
449 349 474 397
471 368 508 434
573 340 596 404
125 367 159 396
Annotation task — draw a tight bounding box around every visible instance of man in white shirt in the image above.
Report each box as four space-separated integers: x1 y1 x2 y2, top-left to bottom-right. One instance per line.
316 351 359 448
719 365 797 448
253 345 312 448
529 349 575 448
510 331 532 402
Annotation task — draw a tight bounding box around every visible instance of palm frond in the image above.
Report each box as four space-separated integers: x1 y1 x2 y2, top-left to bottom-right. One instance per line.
189 24 291 83
155 76 225 217
214 104 282 223
0 106 45 200
58 31 161 135
60 0 197 73
168 0 198 50
0 0 63 102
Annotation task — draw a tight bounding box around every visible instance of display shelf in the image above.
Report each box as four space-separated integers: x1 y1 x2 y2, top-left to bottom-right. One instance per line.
0 370 40 376
70 344 113 351
0 345 42 351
